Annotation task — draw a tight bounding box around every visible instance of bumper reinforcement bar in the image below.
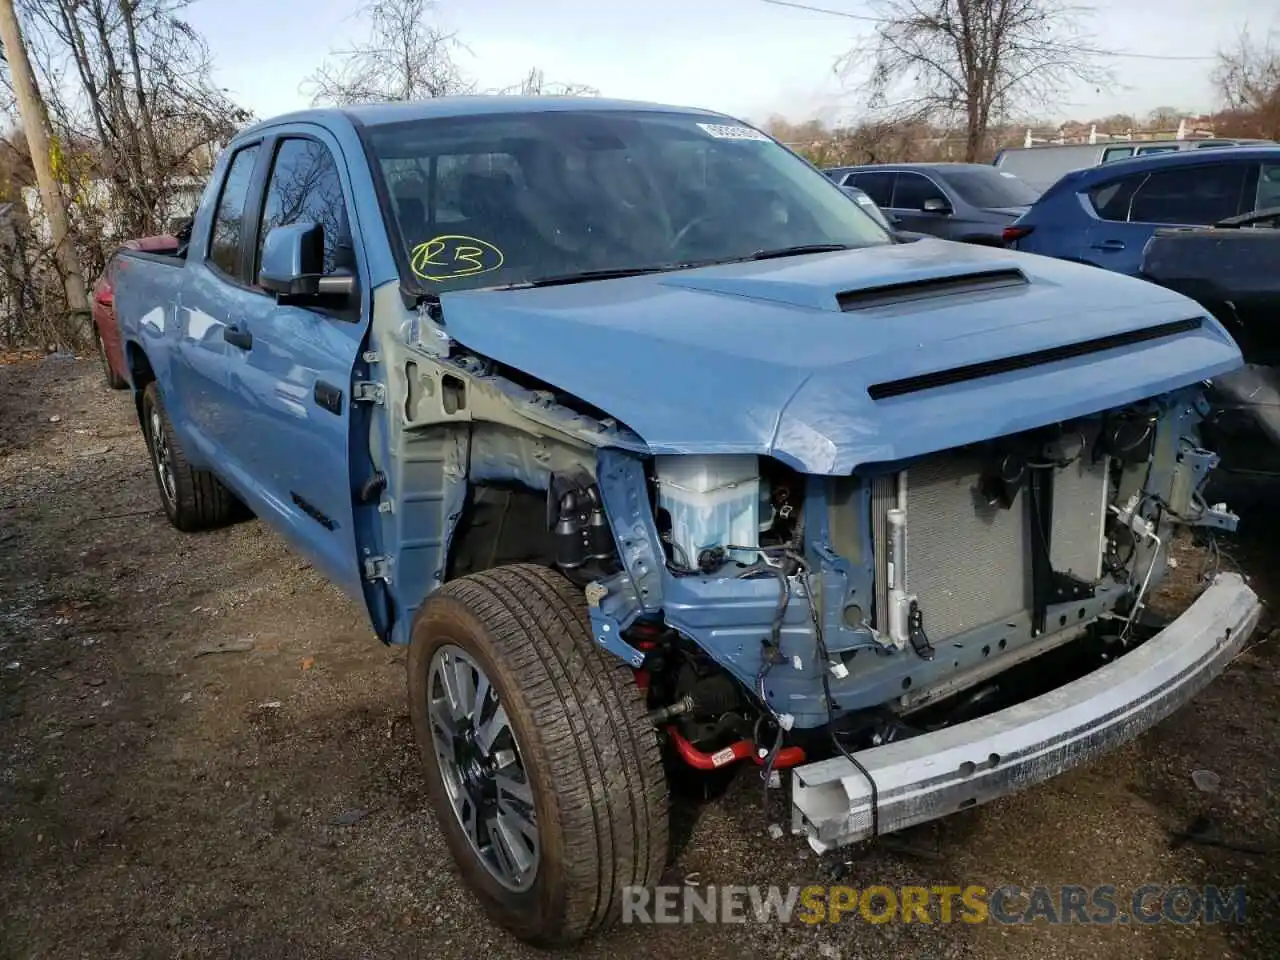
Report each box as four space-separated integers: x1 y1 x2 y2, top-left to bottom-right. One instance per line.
791 572 1261 852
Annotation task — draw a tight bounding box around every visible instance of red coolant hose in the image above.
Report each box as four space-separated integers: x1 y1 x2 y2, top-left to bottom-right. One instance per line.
665 726 806 771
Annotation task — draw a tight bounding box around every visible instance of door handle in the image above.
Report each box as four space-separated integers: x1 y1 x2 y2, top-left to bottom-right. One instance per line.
314 380 344 415
223 323 253 350
1089 239 1126 251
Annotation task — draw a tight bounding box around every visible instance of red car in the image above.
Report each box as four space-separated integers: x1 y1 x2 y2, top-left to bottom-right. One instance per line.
91 234 178 388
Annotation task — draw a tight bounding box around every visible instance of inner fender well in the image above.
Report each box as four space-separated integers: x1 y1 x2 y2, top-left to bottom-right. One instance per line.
444 423 599 580
447 482 555 579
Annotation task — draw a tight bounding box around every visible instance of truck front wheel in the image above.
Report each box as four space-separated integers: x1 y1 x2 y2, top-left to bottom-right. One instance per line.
141 382 242 532
407 563 669 946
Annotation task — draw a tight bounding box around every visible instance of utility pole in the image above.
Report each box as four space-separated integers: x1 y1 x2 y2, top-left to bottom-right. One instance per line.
0 0 91 344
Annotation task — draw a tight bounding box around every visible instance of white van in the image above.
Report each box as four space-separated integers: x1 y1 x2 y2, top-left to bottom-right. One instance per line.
993 138 1272 192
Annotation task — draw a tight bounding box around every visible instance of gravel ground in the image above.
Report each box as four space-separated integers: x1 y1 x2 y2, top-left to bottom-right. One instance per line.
2 356 1278 960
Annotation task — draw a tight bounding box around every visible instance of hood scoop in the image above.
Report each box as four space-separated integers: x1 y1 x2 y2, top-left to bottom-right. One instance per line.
837 268 1028 311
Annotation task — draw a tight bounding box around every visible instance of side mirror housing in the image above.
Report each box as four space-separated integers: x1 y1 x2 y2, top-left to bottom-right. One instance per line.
922 197 952 214
259 221 356 305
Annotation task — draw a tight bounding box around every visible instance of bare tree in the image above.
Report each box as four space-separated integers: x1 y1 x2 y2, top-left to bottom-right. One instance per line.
1146 106 1184 130
492 66 598 97
17 0 251 236
1212 26 1280 140
0 0 248 347
834 117 942 164
839 0 1107 161
762 114 961 166
0 0 90 344
303 0 472 105
1096 112 1135 130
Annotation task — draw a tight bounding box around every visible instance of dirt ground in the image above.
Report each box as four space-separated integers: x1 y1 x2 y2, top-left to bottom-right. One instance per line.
2 356 1278 960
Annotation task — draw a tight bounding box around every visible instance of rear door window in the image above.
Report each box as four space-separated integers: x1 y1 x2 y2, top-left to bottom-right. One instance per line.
207 145 260 279
891 172 945 210
1255 161 1280 212
1135 145 1179 157
1087 175 1146 221
1127 163 1250 225
850 171 894 207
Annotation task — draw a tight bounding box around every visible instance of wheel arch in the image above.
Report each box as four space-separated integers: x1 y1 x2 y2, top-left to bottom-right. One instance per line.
125 340 155 425
387 416 609 647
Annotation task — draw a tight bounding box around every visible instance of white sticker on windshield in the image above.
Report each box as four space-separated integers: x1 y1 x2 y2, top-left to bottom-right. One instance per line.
696 122 771 142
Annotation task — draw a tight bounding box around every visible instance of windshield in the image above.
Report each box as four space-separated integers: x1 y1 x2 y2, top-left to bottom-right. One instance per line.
361 109 891 292
941 167 1041 208
841 186 893 230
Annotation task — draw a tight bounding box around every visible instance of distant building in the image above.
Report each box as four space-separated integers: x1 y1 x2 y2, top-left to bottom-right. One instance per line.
21 176 207 245
1021 116 1217 148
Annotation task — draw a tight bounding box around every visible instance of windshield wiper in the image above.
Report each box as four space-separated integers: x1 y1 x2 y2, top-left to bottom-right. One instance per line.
512 266 672 288
489 246 855 291
748 243 853 261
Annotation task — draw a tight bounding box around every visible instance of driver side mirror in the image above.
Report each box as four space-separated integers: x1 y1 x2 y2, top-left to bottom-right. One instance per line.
922 197 952 214
259 221 356 306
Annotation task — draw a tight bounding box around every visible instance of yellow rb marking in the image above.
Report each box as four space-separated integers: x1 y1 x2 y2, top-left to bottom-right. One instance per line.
410 235 504 282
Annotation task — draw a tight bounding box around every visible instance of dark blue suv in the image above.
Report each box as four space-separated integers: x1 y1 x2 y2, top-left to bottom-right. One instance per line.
1006 146 1280 275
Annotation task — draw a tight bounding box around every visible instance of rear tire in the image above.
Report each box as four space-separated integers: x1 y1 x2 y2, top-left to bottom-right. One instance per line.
142 382 242 532
94 325 127 389
407 564 669 946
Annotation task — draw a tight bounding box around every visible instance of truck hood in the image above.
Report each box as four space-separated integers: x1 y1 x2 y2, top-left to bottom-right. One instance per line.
437 238 1242 473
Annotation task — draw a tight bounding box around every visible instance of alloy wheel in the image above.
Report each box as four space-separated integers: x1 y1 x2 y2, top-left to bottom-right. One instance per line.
149 408 176 507
426 644 539 892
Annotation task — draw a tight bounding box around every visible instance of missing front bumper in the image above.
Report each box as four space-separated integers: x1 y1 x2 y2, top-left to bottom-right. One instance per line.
791 572 1261 852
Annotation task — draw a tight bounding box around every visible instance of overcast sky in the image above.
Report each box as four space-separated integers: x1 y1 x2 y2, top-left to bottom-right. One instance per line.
184 0 1273 126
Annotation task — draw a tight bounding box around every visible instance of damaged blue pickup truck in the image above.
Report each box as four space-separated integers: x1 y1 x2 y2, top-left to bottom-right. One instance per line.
111 97 1261 946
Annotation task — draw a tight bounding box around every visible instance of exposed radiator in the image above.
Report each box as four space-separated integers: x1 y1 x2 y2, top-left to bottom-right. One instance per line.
869 452 1110 642
904 455 1032 640
870 474 896 631
1049 456 1111 580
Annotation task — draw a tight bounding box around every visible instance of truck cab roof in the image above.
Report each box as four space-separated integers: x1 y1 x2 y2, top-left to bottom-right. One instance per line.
238 95 726 139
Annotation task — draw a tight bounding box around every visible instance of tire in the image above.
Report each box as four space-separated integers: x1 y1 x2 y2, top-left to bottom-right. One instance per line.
141 382 242 532
408 564 669 946
94 324 127 389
